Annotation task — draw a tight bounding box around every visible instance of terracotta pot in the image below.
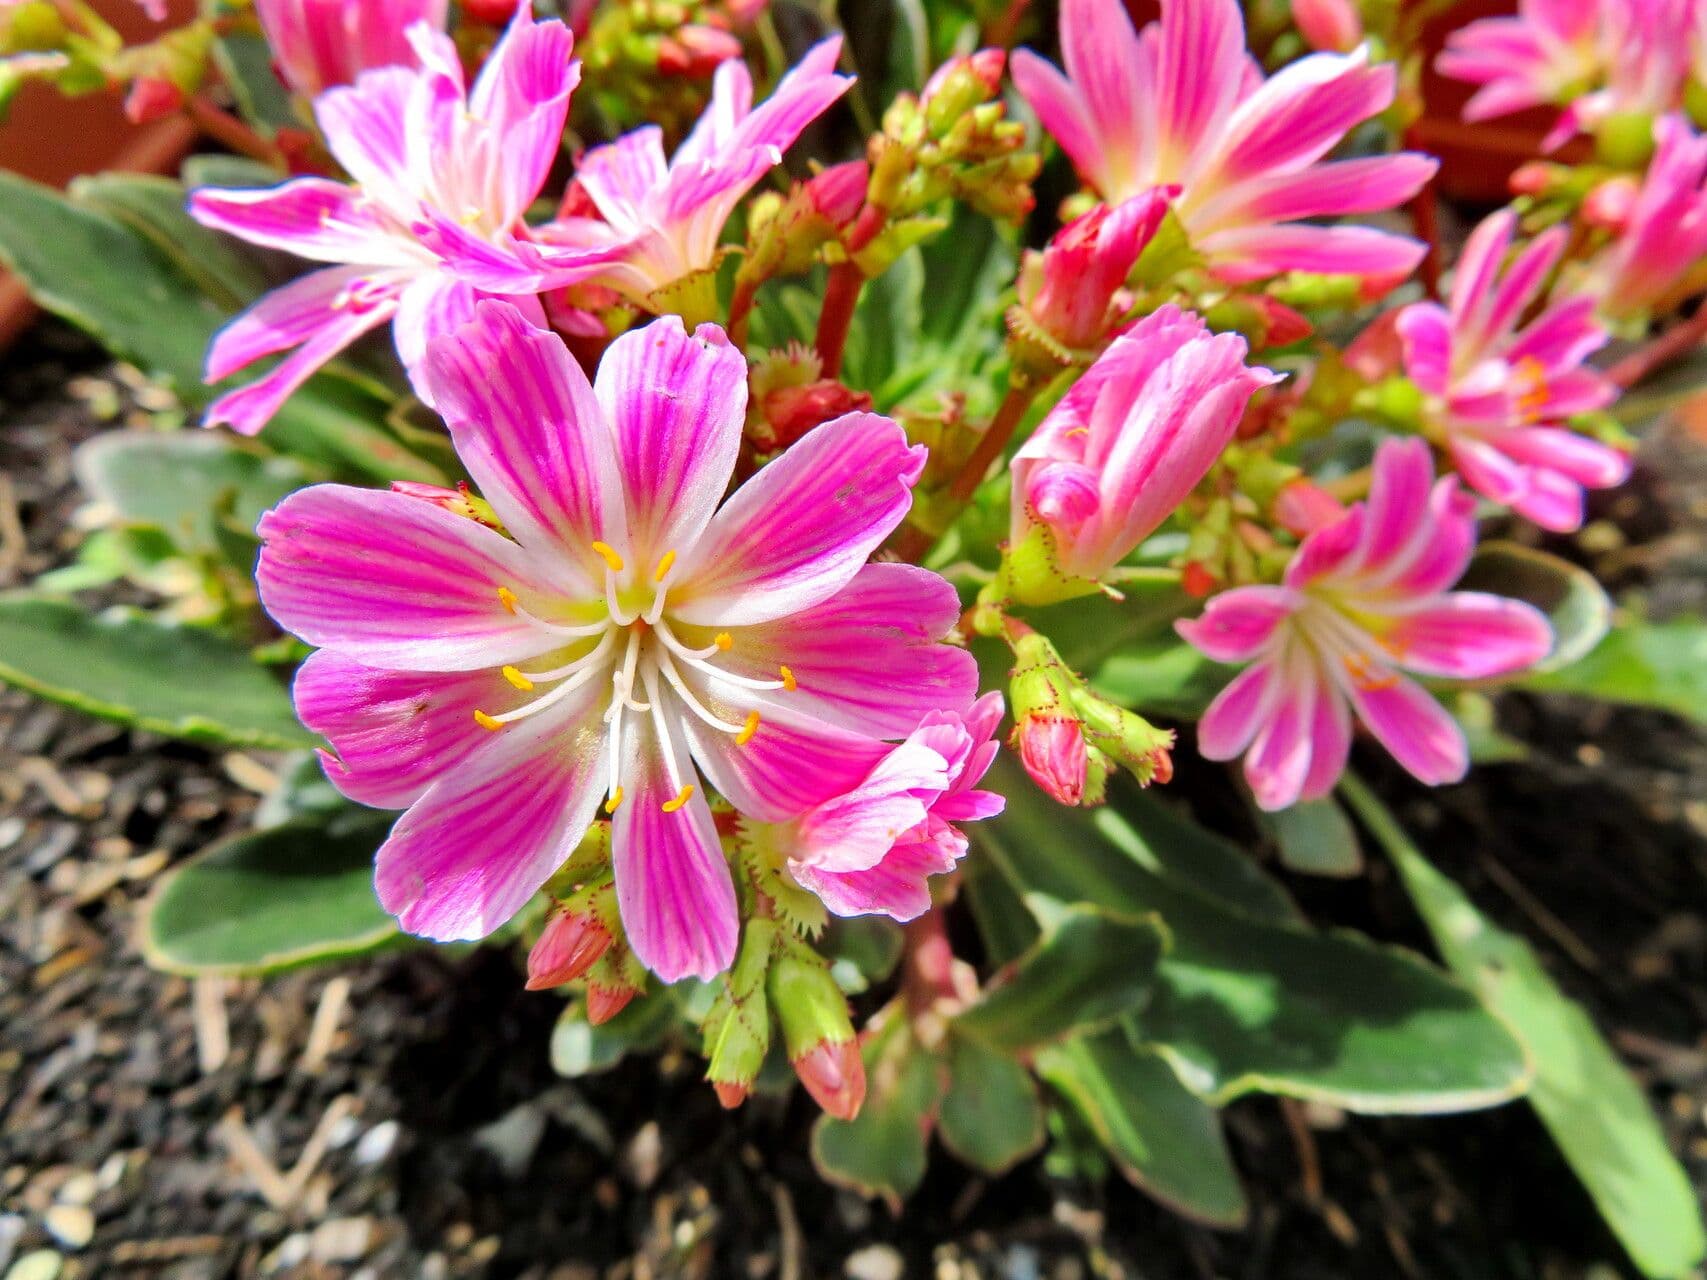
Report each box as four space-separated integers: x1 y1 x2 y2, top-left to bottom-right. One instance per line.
0 0 202 348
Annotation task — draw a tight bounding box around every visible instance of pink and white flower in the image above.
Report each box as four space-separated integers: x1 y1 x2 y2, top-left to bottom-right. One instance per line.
1010 305 1280 588
1178 439 1553 811
1016 190 1171 352
1011 0 1436 285
1577 113 1707 319
779 694 1005 921
254 0 449 98
538 37 851 303
190 7 622 435
1397 209 1628 532
1439 0 1695 150
257 302 977 981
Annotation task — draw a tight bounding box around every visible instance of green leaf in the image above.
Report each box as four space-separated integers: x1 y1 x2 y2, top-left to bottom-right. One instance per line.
181 154 282 192
1023 580 1196 675
822 916 905 994
549 995 677 1077
937 1033 1045 1175
1341 774 1707 1280
843 247 923 404
0 170 228 402
1258 797 1364 878
1523 615 1707 724
811 1007 945 1207
977 758 1532 1112
142 816 397 976
212 31 298 134
1036 1031 1248 1227
1458 541 1611 672
0 595 315 750
1092 633 1229 720
73 431 311 556
68 172 268 308
955 903 1164 1051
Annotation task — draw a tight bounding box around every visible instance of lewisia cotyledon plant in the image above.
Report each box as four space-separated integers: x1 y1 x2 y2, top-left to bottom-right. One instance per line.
253 0 448 99
538 37 851 305
1007 305 1280 601
255 301 977 981
1177 439 1554 811
1396 209 1628 532
189 7 623 434
1011 0 1437 286
1438 0 1694 150
750 693 1006 921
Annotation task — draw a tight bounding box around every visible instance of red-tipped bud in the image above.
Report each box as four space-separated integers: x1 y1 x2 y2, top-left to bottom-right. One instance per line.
804 160 869 228
657 23 743 77
1509 161 1555 197
390 480 503 530
1014 714 1087 806
922 47 1005 100
525 910 612 990
713 1081 752 1109
557 178 602 221
586 983 638 1025
124 76 183 124
1293 0 1362 52
1181 560 1220 599
1582 175 1640 230
1272 478 1345 538
760 380 873 451
1019 191 1168 351
1250 295 1313 348
791 1038 866 1121
1343 309 1404 381
462 0 518 24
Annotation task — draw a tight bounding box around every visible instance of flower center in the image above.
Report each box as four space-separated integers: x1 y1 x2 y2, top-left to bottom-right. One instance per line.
473 543 797 814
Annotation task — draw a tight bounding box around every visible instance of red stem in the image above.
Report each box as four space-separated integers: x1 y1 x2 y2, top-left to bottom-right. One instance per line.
1608 306 1707 389
814 260 865 378
185 98 285 168
1405 126 1443 301
727 277 758 349
948 379 1036 504
900 912 958 1015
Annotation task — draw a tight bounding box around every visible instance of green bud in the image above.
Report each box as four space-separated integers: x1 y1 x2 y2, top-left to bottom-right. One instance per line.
1067 687 1175 787
704 920 776 1097
768 939 855 1061
1594 111 1657 170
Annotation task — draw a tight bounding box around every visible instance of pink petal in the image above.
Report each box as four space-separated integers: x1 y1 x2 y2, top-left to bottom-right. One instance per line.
576 126 670 231
595 315 748 562
673 412 926 627
1380 593 1554 679
256 485 563 670
466 9 579 224
611 718 739 982
1243 651 1317 812
1011 49 1102 188
1495 425 1632 488
1346 671 1468 787
1196 659 1278 761
1175 584 1301 662
1202 223 1427 283
1480 226 1566 346
1448 208 1516 334
1347 436 1436 574
1395 302 1453 396
1155 0 1247 157
204 263 392 383
375 691 609 940
314 66 422 214
293 649 513 809
1297 674 1353 803
793 737 951 873
1213 49 1396 183
189 178 405 265
1054 0 1152 192
1285 504 1365 589
421 299 626 590
1196 153 1436 233
722 563 977 738
791 832 963 921
1505 295 1611 375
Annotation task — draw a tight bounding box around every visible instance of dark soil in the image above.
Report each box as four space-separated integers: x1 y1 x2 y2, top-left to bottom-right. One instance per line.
2 320 1704 1280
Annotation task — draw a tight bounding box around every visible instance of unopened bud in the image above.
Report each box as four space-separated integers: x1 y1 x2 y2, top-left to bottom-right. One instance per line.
1594 111 1657 170
1016 191 1168 355
1293 0 1362 52
713 1081 752 1109
804 159 869 228
1007 627 1106 806
525 908 612 990
1509 160 1556 197
1582 175 1640 230
1181 560 1219 598
390 480 503 531
586 982 638 1025
125 76 183 124
768 944 863 1119
704 920 775 1106
657 24 742 77
463 0 519 23
1015 714 1087 806
1272 477 1345 537
758 380 873 452
921 49 1005 136
1068 687 1175 788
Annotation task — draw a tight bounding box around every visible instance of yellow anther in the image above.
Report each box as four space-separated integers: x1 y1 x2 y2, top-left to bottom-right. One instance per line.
605 786 624 814
473 709 504 731
714 632 733 651
737 710 761 746
654 550 677 582
661 784 695 813
1064 426 1090 439
501 665 534 691
779 665 797 692
1343 652 1399 692
496 586 519 614
591 541 625 573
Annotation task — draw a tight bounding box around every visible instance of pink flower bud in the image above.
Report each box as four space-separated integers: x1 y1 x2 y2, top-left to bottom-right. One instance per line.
1272 478 1346 538
803 160 869 228
657 24 743 77
1582 175 1640 230
1293 0 1362 52
389 480 502 530
1182 561 1219 598
1022 192 1168 350
586 983 638 1025
525 910 612 990
760 380 873 451
124 76 183 124
1250 295 1313 348
791 1038 866 1121
713 1081 751 1109
1509 161 1555 197
923 47 1005 103
1014 714 1087 806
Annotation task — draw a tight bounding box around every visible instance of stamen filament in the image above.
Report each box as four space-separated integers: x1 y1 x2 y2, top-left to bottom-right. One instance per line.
653 619 784 690
653 645 748 735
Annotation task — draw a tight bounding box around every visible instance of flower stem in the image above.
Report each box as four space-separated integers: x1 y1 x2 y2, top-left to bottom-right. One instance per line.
727 276 759 349
1404 126 1442 301
1608 305 1707 389
185 98 285 168
900 910 958 1016
814 260 865 378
